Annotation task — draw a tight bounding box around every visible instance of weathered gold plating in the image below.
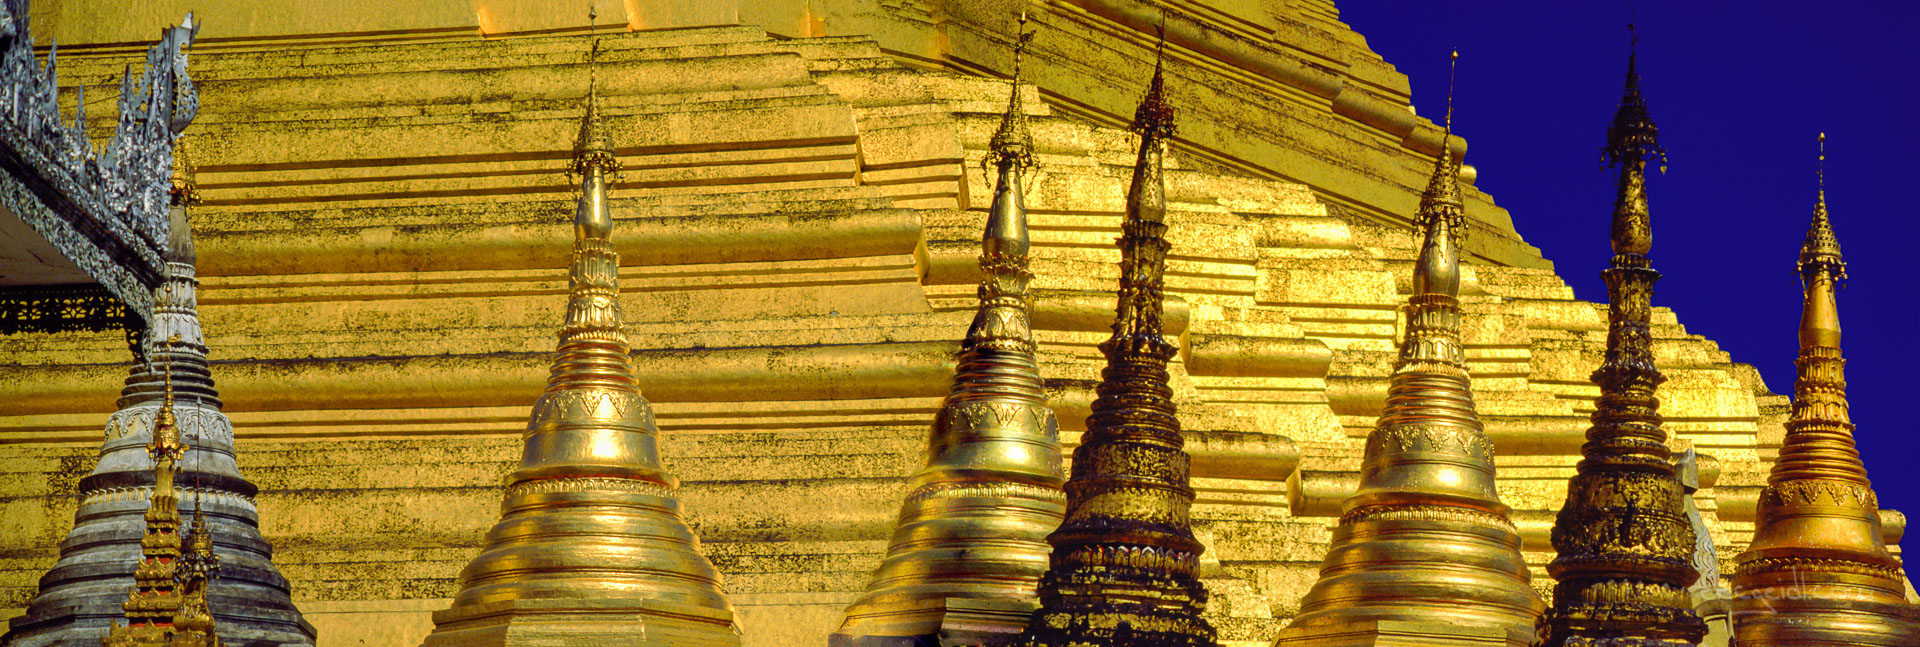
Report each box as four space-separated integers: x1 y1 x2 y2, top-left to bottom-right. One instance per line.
832 12 1068 646
420 63 740 646
1538 40 1708 647
1017 38 1217 647
1728 134 1920 646
1275 51 1545 647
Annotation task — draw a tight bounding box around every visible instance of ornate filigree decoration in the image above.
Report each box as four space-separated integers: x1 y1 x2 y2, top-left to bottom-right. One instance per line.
0 2 197 325
82 485 254 506
1338 503 1517 531
0 283 138 338
105 403 232 444
1366 423 1495 460
983 10 1036 172
1736 556 1906 582
503 476 675 499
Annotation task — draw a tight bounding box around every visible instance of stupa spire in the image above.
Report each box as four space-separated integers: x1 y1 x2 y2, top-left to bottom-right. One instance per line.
420 37 742 646
102 336 218 647
1728 133 1919 646
1538 34 1708 647
832 15 1067 644
1017 30 1217 647
1273 52 1545 647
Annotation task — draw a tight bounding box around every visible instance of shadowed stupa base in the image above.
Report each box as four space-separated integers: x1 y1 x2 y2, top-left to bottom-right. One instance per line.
831 598 1036 647
1731 594 1920 647
421 598 739 647
1272 620 1531 647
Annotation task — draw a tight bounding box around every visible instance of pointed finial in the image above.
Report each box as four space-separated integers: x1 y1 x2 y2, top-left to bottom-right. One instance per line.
574 47 617 175
1801 132 1843 284
1132 22 1174 138
149 331 184 460
190 392 205 526
1414 51 1465 298
162 332 177 413
574 1 613 164
1012 10 1030 83
1444 50 1457 135
1817 131 1826 196
1421 50 1463 223
1155 10 1168 61
986 10 1036 170
1605 23 1663 172
188 429 212 570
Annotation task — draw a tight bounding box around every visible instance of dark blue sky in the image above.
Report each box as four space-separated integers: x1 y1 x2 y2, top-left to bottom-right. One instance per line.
1343 3 1920 520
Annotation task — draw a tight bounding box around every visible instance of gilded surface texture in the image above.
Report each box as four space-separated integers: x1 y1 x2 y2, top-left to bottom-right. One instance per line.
1727 137 1920 646
1539 48 1707 647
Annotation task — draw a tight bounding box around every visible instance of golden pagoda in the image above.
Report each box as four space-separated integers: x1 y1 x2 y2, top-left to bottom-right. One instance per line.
831 13 1067 647
100 337 219 647
1537 41 1708 647
1016 41 1215 647
417 51 741 647
1272 53 1545 647
1727 134 1920 646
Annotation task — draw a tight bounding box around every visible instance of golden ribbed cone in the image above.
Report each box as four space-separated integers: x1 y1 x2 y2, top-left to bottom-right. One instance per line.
423 85 739 647
832 43 1066 641
1729 142 1919 645
1539 43 1705 647
1018 50 1216 647
1278 137 1544 644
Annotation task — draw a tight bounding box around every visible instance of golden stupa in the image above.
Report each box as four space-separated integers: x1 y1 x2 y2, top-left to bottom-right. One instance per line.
831 13 1067 647
1273 54 1545 647
417 55 740 646
1017 44 1215 647
1538 43 1708 647
1727 135 1920 645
